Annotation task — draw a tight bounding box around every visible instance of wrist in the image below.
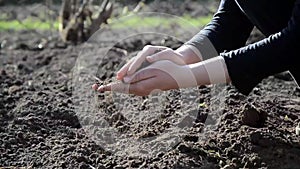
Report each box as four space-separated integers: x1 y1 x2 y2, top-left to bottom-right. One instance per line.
188 56 231 86
175 45 203 64
147 60 198 88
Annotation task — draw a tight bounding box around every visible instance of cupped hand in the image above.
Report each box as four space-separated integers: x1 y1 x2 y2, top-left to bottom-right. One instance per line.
116 45 188 81
93 60 198 96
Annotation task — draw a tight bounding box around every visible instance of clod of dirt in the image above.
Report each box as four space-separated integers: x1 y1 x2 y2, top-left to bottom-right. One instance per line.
249 131 274 147
197 111 208 123
0 69 6 76
8 85 21 95
177 143 192 153
183 135 199 142
249 131 265 147
241 104 267 128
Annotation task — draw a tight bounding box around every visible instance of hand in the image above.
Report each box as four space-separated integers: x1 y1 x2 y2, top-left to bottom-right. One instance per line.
93 60 198 96
116 45 200 81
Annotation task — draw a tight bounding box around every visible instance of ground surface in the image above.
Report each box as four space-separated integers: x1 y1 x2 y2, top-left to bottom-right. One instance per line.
1 1 300 169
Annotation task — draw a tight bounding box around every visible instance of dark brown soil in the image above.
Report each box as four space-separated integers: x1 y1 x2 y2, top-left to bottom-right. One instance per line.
1 2 300 169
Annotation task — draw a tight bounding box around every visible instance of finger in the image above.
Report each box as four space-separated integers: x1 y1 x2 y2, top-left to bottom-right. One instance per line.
97 84 111 92
127 51 150 75
146 49 185 65
116 57 135 80
97 82 130 94
124 68 157 84
129 77 156 96
129 77 165 96
127 46 167 75
92 83 99 90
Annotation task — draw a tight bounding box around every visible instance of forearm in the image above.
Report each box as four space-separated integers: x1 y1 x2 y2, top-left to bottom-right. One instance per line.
186 56 231 86
221 0 300 95
184 0 253 60
175 35 220 64
138 56 231 89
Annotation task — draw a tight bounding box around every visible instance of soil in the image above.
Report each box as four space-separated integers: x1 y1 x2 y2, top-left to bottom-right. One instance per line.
1 2 300 169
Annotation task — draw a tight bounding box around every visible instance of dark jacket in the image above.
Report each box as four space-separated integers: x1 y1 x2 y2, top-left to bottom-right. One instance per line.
187 0 300 95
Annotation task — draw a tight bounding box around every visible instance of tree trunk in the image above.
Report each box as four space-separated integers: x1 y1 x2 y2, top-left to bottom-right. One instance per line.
59 0 113 43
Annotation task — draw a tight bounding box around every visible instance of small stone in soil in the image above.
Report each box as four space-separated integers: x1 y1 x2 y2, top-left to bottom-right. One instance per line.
241 104 267 128
8 85 21 95
177 143 191 153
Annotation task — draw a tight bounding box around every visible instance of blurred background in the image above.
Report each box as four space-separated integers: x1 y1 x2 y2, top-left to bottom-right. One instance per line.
0 0 218 49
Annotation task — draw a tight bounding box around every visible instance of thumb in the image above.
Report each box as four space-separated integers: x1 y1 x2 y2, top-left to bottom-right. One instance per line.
146 49 185 65
123 68 156 84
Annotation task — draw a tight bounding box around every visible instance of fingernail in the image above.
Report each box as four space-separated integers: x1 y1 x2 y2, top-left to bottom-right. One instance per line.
123 77 131 83
116 74 121 80
146 56 152 62
92 84 98 90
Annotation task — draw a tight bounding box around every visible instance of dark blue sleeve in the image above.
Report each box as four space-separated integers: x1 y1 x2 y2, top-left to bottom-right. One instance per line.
186 0 254 59
222 0 300 95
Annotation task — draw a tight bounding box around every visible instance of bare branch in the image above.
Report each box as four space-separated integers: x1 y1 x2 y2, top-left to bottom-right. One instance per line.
89 0 113 36
59 0 113 43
